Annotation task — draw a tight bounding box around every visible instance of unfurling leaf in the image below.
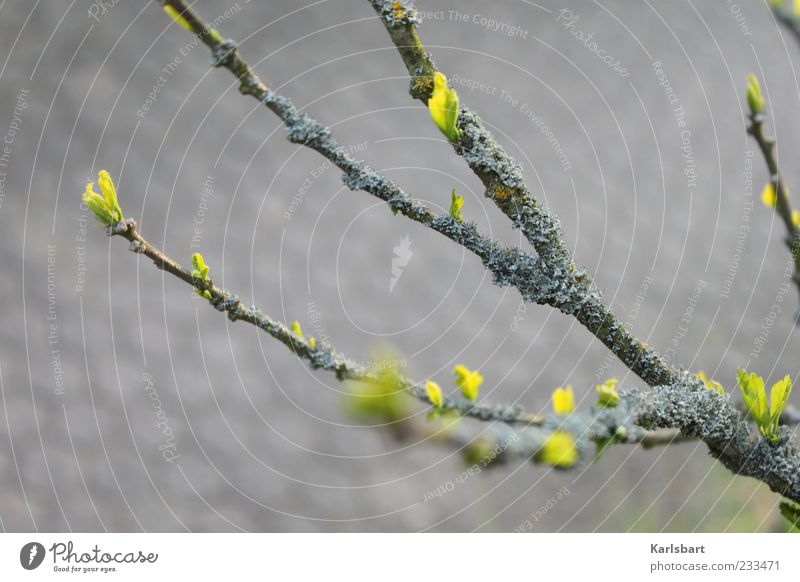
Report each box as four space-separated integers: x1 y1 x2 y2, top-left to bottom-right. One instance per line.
425 381 443 409
428 72 461 143
453 364 483 401
191 252 212 300
83 170 123 226
738 369 767 425
449 188 464 223
737 369 791 443
596 378 620 408
769 375 792 433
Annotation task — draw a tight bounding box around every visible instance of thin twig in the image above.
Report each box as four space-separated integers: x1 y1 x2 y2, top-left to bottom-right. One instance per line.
773 4 800 49
747 112 800 300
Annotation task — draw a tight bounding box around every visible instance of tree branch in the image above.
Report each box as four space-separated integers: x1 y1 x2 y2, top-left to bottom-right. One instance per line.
110 218 544 426
747 108 800 301
366 1 677 387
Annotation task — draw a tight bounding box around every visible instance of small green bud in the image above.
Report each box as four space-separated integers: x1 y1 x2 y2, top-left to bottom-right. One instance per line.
191 252 212 299
449 189 464 223
291 321 303 337
453 364 483 401
97 170 122 223
425 380 443 409
83 185 114 225
191 252 209 281
163 5 194 32
428 72 461 143
696 371 725 396
737 369 792 442
537 432 578 469
552 385 574 415
595 378 620 408
83 170 123 226
746 75 765 117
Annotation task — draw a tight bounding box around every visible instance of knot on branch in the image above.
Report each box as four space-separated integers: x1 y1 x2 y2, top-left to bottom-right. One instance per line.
261 90 292 118
410 70 435 101
210 39 237 68
107 218 135 237
307 346 341 373
284 113 332 148
210 291 242 319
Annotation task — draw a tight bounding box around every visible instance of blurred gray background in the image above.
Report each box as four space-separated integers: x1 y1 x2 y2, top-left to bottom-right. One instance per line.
1 0 799 532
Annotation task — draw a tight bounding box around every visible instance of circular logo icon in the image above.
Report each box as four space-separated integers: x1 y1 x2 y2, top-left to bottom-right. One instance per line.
20 542 45 570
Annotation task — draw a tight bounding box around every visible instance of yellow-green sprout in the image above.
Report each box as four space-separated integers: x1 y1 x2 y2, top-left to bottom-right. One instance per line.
796 0 800 17
595 378 620 408
291 321 303 337
191 252 212 300
760 183 798 225
346 352 408 423
308 337 317 349
163 5 193 32
696 371 725 396
537 432 578 469
737 369 792 443
552 385 574 415
83 170 123 226
453 364 483 401
425 381 443 409
449 188 464 223
746 75 765 117
428 72 461 143
163 4 223 43
761 182 777 208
